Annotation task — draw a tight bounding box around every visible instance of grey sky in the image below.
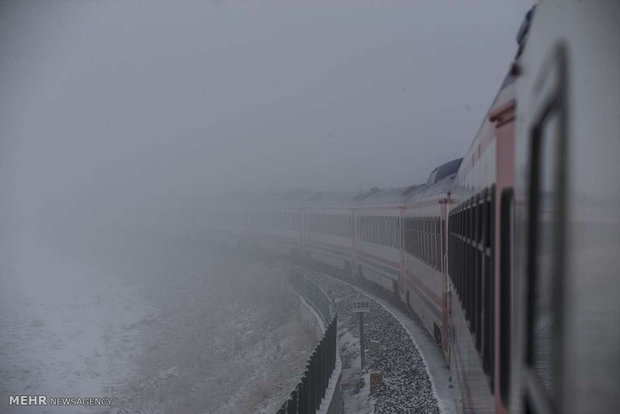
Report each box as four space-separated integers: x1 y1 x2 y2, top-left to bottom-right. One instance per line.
1 0 534 222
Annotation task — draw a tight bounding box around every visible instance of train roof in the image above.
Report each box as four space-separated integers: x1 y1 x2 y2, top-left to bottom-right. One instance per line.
303 191 361 207
355 185 420 207
404 174 455 204
426 158 462 186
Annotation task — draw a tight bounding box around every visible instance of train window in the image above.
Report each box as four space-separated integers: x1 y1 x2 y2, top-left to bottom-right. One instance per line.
438 218 442 269
431 219 434 265
368 216 375 243
424 219 427 262
348 216 351 237
373 216 377 244
394 217 397 248
404 218 409 252
427 219 431 265
391 217 396 248
410 218 414 252
427 219 432 264
483 187 495 390
395 217 400 248
441 219 446 269
345 216 353 237
361 217 365 241
374 216 378 244
416 219 420 256
382 216 387 246
410 218 414 253
500 188 514 405
363 217 366 241
420 218 424 259
359 217 363 240
412 218 416 255
433 219 438 268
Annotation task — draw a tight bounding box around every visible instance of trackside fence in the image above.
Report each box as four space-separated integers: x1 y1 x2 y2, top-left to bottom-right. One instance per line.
278 269 338 414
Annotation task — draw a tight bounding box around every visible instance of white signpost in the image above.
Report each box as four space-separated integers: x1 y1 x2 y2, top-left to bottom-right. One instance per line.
352 300 370 369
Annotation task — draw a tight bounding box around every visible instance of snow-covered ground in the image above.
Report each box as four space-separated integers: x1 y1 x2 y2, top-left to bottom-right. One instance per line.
0 244 152 414
0 234 318 414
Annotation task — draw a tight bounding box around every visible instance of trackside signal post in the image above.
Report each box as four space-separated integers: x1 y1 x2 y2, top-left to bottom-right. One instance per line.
352 300 370 370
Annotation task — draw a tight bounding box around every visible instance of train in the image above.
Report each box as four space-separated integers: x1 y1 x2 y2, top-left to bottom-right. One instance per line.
211 1 620 413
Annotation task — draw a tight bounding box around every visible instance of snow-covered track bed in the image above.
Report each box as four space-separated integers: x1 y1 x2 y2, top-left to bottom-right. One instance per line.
293 266 439 414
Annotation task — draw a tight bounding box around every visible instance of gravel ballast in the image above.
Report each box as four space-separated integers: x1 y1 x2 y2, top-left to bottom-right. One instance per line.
292 265 440 414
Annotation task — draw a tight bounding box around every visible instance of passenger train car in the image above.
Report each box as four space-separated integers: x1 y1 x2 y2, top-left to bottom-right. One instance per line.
302 191 357 272
403 160 460 354
354 187 409 295
211 1 620 412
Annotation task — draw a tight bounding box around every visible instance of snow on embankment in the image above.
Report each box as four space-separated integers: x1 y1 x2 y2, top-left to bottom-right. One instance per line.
0 237 319 414
295 266 441 414
105 252 320 414
0 245 152 414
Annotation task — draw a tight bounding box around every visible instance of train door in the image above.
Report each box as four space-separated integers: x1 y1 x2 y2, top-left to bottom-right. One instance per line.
490 89 517 414
522 44 568 414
